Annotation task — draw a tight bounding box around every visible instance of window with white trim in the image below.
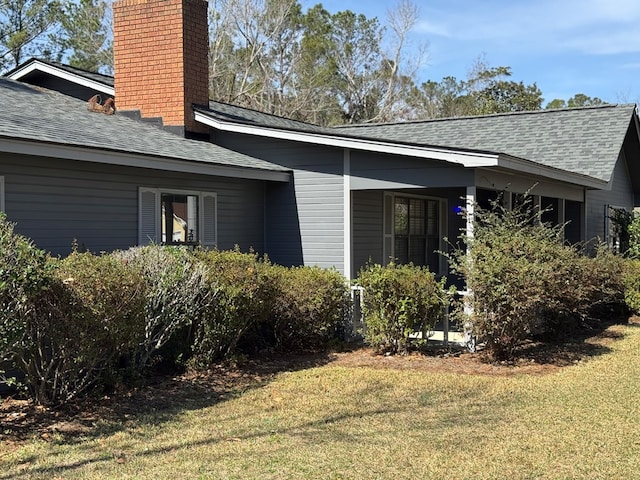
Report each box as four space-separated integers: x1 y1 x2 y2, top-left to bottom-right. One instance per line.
138 187 217 247
383 193 444 274
0 176 4 213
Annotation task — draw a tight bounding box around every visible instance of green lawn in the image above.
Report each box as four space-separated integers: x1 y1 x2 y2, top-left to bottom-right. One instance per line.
2 323 640 479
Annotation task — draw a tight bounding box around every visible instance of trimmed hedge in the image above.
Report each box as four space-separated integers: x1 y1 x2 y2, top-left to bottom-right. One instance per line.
267 265 351 352
19 252 145 405
191 248 278 365
356 263 448 354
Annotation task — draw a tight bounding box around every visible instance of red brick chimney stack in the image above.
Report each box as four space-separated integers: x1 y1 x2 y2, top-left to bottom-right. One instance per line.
113 0 209 136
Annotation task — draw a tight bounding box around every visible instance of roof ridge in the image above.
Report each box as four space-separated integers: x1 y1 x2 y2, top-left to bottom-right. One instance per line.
336 103 635 129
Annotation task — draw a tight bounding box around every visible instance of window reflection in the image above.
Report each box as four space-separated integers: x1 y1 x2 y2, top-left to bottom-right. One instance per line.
161 193 198 244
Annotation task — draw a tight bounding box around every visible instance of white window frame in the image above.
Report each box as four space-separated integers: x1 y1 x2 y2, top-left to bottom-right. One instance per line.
383 191 447 275
138 187 217 247
0 176 4 213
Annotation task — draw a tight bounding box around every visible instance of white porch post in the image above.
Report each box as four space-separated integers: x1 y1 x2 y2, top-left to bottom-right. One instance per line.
466 186 476 243
343 148 352 281
462 186 476 348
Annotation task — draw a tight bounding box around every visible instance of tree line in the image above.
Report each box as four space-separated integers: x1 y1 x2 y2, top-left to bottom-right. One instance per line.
0 0 606 125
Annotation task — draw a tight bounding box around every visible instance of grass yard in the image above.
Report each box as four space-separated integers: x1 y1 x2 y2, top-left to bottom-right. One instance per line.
2 322 640 479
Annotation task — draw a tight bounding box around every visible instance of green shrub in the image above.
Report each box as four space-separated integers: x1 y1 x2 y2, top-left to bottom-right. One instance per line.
452 203 576 359
267 266 351 351
0 214 50 395
0 213 50 368
19 252 145 405
191 248 277 365
622 258 640 314
449 198 625 360
579 247 625 316
116 246 210 371
628 213 640 259
356 263 447 354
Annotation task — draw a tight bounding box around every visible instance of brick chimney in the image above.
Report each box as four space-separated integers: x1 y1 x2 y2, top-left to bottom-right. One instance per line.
113 0 209 136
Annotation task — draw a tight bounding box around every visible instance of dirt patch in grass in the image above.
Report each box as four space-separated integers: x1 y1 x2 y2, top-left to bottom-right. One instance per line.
1 317 633 447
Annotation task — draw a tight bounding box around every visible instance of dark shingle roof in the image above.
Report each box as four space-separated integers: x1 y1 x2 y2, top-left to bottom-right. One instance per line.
0 78 288 174
336 105 637 183
205 101 331 133
6 59 636 184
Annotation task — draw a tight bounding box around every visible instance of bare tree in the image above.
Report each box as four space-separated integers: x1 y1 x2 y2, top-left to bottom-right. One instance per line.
371 0 427 122
207 0 427 125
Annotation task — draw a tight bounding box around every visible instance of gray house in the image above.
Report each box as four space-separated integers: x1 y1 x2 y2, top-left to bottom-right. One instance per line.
4 0 640 282
0 77 289 256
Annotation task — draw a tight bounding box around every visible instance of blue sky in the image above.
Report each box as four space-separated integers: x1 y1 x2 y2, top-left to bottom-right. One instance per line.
300 0 640 105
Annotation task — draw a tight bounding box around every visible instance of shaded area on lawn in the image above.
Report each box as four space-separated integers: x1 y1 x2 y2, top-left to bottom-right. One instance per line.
1 316 634 449
0 352 337 445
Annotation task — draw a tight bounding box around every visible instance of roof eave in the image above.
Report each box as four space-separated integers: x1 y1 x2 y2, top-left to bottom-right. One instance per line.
0 136 291 182
195 111 610 188
194 110 501 167
6 60 115 96
497 154 608 189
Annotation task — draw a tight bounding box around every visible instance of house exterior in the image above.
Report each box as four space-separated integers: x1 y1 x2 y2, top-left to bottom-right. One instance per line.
4 0 640 281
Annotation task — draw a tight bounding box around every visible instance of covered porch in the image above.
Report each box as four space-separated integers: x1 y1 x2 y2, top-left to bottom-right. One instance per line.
348 160 588 280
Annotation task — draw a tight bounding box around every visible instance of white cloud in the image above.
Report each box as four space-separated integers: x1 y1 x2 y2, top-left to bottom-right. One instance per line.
414 19 451 37
415 0 640 56
619 62 640 70
562 28 640 55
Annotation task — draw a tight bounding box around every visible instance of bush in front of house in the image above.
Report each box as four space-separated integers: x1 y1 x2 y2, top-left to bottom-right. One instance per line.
622 258 640 315
626 213 640 259
17 252 146 405
191 248 278 365
0 214 52 394
448 197 626 361
115 245 210 371
578 247 625 317
450 199 579 359
355 262 448 354
266 265 351 352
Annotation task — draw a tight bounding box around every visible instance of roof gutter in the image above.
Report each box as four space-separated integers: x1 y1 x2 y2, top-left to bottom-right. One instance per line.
0 137 291 182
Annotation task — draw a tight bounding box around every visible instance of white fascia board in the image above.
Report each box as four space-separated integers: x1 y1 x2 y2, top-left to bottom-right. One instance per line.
497 154 608 190
0 137 291 182
194 111 500 167
7 60 115 96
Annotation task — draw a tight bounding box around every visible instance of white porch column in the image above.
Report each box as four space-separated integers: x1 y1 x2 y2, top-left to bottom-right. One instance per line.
466 186 476 243
343 148 352 281
463 186 476 327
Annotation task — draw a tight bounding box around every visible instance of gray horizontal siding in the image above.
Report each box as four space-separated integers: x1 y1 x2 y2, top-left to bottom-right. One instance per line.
217 132 345 271
1 153 266 256
352 190 384 274
586 152 634 241
350 151 474 190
